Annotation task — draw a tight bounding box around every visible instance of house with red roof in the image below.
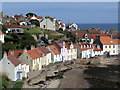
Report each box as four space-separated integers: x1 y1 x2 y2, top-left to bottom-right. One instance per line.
68 23 78 31
5 25 23 34
19 47 46 71
0 52 29 81
92 44 103 56
76 42 93 59
0 31 4 43
53 41 68 62
47 45 62 63
94 36 118 55
27 15 42 22
65 42 77 60
39 46 52 65
8 50 23 58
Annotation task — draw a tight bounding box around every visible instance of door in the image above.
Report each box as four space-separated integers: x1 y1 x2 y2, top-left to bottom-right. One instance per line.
17 73 20 80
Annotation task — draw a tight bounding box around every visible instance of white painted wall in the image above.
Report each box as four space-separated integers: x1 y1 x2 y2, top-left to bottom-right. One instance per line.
54 54 62 63
40 18 56 31
0 55 17 81
0 34 4 43
103 45 118 55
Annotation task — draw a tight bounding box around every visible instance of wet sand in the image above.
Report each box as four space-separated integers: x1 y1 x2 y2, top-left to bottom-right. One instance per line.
59 68 90 88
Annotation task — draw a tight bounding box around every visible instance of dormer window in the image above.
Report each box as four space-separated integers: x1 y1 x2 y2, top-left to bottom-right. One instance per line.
84 34 88 39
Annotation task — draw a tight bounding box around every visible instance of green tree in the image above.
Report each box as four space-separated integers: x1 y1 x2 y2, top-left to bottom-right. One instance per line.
26 13 37 17
29 19 40 26
2 42 16 52
19 34 37 49
1 25 7 33
41 36 48 44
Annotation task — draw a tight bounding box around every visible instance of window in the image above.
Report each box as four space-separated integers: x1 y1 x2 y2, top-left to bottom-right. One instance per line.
113 50 115 53
105 46 107 48
43 25 46 28
113 45 115 48
109 46 111 48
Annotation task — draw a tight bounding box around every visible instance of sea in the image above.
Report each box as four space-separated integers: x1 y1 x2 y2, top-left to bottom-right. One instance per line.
77 23 119 32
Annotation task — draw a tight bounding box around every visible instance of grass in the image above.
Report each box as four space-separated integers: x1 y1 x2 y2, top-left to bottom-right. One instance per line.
24 27 42 34
49 34 64 40
24 27 51 35
12 82 24 89
0 73 11 90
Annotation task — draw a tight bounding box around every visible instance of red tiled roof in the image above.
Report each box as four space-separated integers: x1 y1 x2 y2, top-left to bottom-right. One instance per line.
65 42 76 49
89 29 100 33
0 31 4 35
6 25 22 28
36 16 42 19
100 36 117 45
8 50 23 58
48 45 60 55
27 49 40 59
61 24 65 27
14 15 22 18
55 40 63 48
7 55 20 67
71 30 119 40
27 16 32 19
11 20 23 23
93 48 103 51
40 46 50 55
34 48 43 57
27 16 42 19
56 20 61 22
113 39 120 44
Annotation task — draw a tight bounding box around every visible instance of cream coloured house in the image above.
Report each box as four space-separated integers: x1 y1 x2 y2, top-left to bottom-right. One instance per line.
19 48 44 71
39 46 52 65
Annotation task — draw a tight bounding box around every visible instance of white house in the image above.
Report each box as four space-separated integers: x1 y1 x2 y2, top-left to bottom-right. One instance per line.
56 20 66 31
40 18 56 31
6 25 23 34
53 41 68 62
80 44 93 59
0 52 29 81
27 15 43 22
47 45 62 63
69 23 78 30
0 31 4 43
114 39 120 54
65 42 77 60
20 21 28 25
92 44 103 56
94 36 118 55
40 17 66 31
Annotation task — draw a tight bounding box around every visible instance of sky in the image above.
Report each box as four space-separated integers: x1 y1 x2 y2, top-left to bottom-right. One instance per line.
1 2 118 24
1 0 120 2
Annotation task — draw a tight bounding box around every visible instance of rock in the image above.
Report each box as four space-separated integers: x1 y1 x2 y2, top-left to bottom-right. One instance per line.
46 79 60 88
90 59 101 65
